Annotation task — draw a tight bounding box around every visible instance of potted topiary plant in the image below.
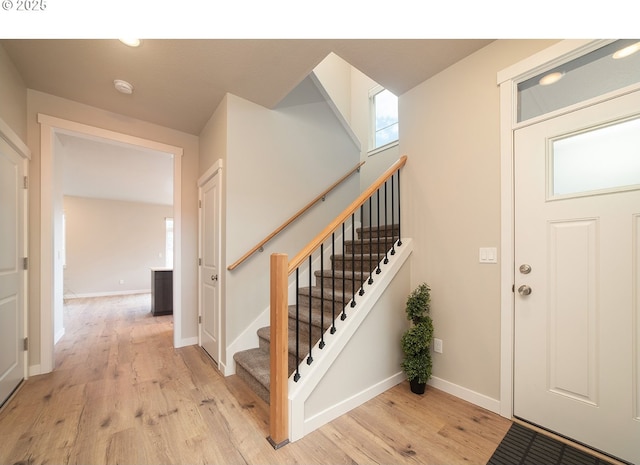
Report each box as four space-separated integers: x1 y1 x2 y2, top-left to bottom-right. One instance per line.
401 283 433 394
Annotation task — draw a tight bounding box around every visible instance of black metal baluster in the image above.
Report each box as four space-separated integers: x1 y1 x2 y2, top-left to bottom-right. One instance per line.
376 189 381 274
342 222 347 320
319 244 325 349
368 197 373 285
384 181 389 265
391 174 396 256
294 268 300 382
397 169 402 247
359 205 364 296
349 212 356 311
331 232 336 334
307 255 313 365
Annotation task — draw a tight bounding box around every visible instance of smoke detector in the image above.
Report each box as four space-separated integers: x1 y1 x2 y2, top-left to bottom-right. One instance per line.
114 79 134 95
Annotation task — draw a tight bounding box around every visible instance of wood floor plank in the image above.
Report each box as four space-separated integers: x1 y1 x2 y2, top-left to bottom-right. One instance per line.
0 294 511 465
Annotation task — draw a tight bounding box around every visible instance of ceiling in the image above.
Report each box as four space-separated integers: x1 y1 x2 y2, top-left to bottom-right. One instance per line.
2 39 494 206
58 133 174 206
1 39 494 135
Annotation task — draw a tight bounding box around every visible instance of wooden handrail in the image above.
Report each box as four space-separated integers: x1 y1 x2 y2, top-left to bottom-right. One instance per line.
227 160 366 271
288 155 407 273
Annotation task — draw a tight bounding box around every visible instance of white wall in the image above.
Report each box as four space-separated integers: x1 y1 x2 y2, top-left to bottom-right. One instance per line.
63 196 173 297
312 52 352 123
223 76 361 366
0 44 27 142
400 39 560 401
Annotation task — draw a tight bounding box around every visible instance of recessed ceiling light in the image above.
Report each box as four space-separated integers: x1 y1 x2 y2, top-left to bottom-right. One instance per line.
612 41 640 59
114 79 134 95
119 38 141 47
539 72 564 86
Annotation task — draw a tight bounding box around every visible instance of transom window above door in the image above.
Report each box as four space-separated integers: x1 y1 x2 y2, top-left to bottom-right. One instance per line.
518 40 640 122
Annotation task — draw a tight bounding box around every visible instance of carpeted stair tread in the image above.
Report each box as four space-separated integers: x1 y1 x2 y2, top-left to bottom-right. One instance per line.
288 303 347 330
331 252 386 261
314 269 369 280
297 285 354 302
257 325 323 362
330 253 387 271
343 236 399 253
356 224 399 239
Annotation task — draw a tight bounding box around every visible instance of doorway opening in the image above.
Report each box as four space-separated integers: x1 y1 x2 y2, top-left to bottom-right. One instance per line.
38 114 183 374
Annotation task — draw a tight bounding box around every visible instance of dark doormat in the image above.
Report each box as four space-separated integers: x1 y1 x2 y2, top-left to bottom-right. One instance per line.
487 422 616 465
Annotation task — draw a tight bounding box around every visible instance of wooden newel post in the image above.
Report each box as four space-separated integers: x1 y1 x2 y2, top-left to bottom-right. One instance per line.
267 253 290 449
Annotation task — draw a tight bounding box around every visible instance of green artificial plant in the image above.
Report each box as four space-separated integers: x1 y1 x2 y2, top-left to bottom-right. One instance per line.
401 283 434 385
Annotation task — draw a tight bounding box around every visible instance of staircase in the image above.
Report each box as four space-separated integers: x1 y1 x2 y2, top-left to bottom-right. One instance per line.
233 223 400 404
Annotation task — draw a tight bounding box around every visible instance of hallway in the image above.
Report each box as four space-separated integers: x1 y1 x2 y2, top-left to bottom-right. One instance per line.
0 294 511 464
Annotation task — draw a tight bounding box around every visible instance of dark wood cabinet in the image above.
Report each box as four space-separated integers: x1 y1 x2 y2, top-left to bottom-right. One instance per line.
151 268 173 316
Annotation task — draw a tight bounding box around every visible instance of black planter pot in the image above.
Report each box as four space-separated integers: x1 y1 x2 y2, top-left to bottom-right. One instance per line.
409 378 426 395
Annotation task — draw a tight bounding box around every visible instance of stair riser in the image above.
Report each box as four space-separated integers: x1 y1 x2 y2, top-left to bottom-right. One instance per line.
344 239 397 255
258 336 300 374
235 363 270 405
314 274 366 292
288 305 345 332
331 256 383 273
357 228 399 241
296 293 351 313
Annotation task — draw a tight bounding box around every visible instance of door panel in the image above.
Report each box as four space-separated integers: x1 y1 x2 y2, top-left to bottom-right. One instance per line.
514 90 640 464
0 138 25 406
199 172 220 364
547 219 598 405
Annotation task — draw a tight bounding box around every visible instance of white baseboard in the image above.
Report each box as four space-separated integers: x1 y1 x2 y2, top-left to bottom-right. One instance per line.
428 376 501 414
54 328 65 344
64 289 150 299
28 364 42 377
175 336 198 348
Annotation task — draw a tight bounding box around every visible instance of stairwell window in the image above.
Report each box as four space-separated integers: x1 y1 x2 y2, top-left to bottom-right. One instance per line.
370 86 399 153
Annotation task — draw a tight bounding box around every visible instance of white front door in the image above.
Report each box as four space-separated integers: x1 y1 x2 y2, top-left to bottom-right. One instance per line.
199 168 221 364
514 89 640 464
0 137 25 406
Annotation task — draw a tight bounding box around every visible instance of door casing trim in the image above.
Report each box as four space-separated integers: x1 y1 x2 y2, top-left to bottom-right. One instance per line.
37 113 183 374
197 160 223 371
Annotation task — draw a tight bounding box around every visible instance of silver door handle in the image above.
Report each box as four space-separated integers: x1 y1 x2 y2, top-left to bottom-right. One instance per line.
519 264 532 274
211 275 218 281
518 285 532 296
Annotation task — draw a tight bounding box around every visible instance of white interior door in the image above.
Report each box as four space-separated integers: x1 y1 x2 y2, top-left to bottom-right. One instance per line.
199 168 221 364
0 137 25 406
514 89 640 464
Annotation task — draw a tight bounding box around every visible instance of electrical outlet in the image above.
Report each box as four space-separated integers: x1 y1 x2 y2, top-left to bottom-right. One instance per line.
434 338 443 354
119 279 124 285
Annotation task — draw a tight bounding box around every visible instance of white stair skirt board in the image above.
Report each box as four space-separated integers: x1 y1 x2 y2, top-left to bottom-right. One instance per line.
289 238 413 442
224 222 358 377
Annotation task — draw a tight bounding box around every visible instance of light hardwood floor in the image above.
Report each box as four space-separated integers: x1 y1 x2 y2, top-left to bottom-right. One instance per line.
0 294 511 465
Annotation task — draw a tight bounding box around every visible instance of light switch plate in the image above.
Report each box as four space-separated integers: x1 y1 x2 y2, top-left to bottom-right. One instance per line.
479 247 498 264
